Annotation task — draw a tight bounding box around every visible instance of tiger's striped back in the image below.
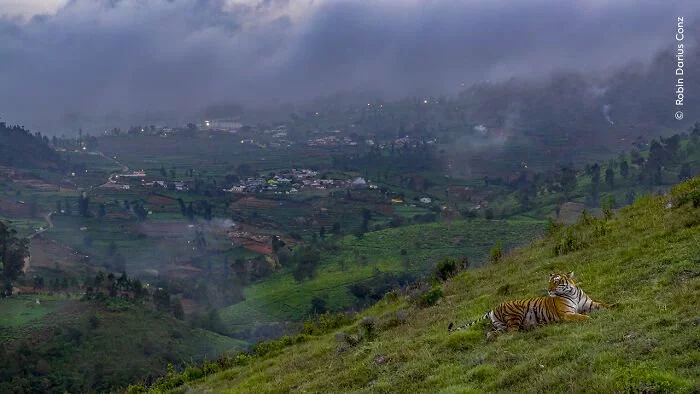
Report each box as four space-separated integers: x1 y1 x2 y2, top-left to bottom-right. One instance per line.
448 272 610 333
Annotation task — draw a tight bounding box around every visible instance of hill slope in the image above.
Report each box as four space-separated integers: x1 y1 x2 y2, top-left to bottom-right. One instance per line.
0 296 247 393
138 178 699 393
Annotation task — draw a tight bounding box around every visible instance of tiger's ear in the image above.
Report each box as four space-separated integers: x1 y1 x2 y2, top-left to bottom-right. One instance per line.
567 271 574 279
550 273 555 277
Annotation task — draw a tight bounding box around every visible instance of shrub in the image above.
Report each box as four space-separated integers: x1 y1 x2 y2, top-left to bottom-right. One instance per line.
489 240 503 264
546 217 563 235
303 312 354 336
181 365 204 382
360 317 377 339
434 257 466 281
553 228 587 256
417 285 443 307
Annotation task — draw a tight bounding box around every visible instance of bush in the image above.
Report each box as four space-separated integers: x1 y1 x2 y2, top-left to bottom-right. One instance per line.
489 240 503 264
546 217 563 236
303 312 354 336
417 285 443 307
434 257 468 281
360 317 377 339
181 365 204 382
553 229 587 256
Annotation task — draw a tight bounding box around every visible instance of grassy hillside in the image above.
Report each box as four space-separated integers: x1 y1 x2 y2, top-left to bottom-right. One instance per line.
141 177 699 393
221 218 546 334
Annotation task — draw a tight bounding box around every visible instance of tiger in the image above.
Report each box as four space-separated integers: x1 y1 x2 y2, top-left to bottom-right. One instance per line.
447 272 613 337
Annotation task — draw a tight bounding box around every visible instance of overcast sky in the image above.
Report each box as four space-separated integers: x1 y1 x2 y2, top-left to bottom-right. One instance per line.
0 0 698 130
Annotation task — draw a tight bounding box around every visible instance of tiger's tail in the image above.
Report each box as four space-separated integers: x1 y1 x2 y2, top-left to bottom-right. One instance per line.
448 311 491 332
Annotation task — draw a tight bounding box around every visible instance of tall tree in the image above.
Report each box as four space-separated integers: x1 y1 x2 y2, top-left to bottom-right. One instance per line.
619 160 630 179
591 164 601 186
560 166 577 196
78 193 91 217
0 221 29 295
605 167 615 188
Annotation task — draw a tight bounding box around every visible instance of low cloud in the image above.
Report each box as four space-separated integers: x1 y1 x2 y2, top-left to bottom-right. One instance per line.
0 0 698 132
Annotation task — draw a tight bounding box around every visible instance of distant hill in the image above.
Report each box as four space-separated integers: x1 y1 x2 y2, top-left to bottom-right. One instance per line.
137 176 700 393
0 122 63 169
0 296 247 393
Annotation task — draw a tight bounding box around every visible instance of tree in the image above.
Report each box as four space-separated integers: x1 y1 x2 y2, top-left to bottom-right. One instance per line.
78 193 91 217
361 209 372 233
292 246 321 282
56 200 62 214
64 199 73 216
98 204 106 218
160 166 167 177
0 221 29 295
679 163 691 180
332 222 341 235
152 288 171 311
310 295 328 314
133 203 148 220
172 299 185 320
561 166 577 196
591 163 601 186
620 160 629 179
319 226 326 240
605 167 615 188
484 208 494 220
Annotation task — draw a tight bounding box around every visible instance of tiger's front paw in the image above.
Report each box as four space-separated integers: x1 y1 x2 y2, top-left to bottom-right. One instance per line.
447 322 454 332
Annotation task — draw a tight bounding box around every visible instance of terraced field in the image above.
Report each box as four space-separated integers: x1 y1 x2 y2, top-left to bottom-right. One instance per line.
220 218 546 333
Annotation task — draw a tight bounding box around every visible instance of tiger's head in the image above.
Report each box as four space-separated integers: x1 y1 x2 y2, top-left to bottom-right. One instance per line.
548 272 576 297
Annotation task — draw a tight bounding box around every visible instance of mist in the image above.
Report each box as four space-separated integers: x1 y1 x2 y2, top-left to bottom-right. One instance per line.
1 0 698 132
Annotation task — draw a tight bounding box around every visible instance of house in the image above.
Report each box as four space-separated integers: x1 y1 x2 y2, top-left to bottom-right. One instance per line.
391 198 404 204
420 197 432 204
224 185 246 193
174 182 187 191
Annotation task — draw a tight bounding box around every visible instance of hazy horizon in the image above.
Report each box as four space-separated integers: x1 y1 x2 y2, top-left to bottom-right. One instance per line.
1 0 698 132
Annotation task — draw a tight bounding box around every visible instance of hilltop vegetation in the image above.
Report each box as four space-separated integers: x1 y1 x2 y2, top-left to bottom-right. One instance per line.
135 177 700 393
0 294 246 393
0 122 63 170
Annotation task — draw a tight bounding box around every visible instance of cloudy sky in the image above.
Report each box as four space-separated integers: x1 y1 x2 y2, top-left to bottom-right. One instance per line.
0 0 698 130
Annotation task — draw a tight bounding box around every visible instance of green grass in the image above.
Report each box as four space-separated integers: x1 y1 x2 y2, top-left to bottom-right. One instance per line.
0 295 248 392
0 295 63 331
221 218 546 332
176 178 700 393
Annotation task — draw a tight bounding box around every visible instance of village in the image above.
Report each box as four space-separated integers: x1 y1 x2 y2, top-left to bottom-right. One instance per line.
222 168 373 195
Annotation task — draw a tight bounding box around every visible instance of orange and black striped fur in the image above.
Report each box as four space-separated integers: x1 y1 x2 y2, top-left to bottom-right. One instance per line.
448 272 613 335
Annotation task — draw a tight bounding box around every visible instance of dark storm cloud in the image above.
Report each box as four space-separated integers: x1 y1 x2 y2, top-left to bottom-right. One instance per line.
0 0 698 131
